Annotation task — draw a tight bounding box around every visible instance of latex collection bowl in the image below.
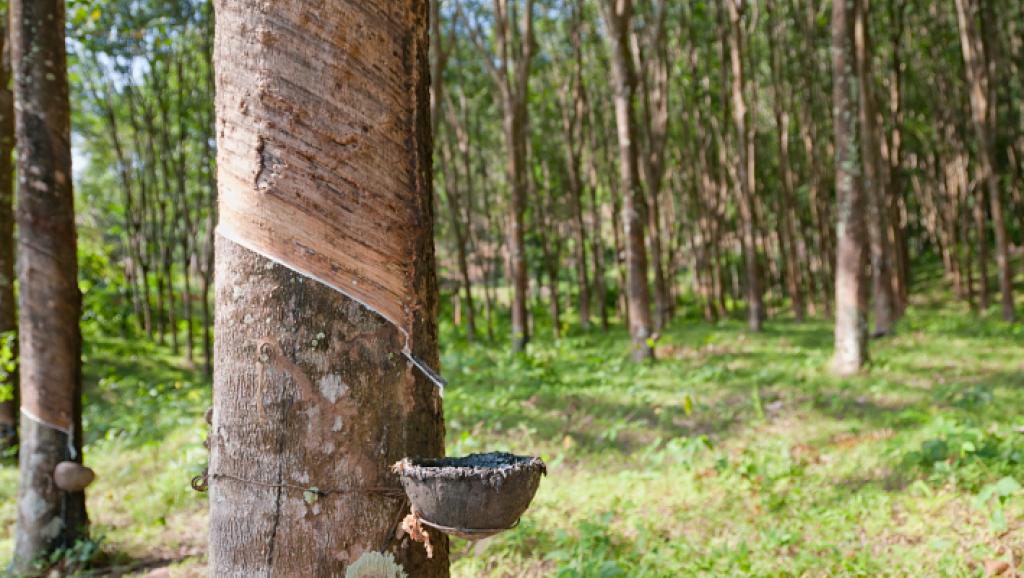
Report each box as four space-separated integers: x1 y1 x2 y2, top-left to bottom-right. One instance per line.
394 452 546 540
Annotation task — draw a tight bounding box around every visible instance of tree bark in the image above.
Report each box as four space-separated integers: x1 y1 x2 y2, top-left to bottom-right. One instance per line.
954 0 1015 321
602 0 654 361
832 0 870 375
209 2 449 576
0 14 17 455
12 0 89 570
854 0 897 336
767 0 806 322
724 0 764 331
560 3 591 330
462 0 535 351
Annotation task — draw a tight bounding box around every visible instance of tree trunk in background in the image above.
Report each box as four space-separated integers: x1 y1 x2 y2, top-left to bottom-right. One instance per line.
954 0 1014 322
439 136 477 341
462 0 535 351
210 1 449 576
0 15 17 455
854 0 897 336
725 0 764 332
12 0 89 570
585 92 610 331
561 3 591 331
767 0 805 322
603 0 654 361
832 0 870 375
634 0 671 331
535 162 562 337
887 0 910 310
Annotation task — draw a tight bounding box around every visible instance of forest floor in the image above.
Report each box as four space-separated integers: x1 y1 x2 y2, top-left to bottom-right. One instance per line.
3 274 1024 577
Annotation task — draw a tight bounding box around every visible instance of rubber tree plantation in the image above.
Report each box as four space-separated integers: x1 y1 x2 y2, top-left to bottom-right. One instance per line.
1 0 1024 576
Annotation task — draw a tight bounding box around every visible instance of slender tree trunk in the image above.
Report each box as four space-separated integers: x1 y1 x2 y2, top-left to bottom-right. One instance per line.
768 0 805 322
955 0 1015 321
854 0 897 336
724 0 764 331
887 0 910 310
462 0 535 351
0 15 17 455
832 0 870 375
200 20 217 378
12 0 89 569
209 2 449 576
561 2 591 330
439 126 477 341
603 0 654 361
584 113 610 331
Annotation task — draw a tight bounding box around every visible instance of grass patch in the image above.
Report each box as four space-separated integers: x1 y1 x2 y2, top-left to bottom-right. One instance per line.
2 281 1024 576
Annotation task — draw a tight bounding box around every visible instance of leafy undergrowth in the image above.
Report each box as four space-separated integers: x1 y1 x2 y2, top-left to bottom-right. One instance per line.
3 283 1024 577
0 334 210 576
442 295 1024 577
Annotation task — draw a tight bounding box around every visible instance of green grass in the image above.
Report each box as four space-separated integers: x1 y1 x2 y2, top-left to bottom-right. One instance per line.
3 279 1024 577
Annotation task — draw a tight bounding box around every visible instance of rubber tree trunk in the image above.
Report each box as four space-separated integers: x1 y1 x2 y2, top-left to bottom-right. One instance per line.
854 0 897 336
209 1 449 576
725 0 764 332
767 0 806 323
602 0 655 361
954 0 1015 322
0 14 17 455
11 0 89 570
831 0 870 376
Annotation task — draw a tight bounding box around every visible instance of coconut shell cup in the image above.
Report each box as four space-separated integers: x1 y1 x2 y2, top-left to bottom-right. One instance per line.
393 452 546 540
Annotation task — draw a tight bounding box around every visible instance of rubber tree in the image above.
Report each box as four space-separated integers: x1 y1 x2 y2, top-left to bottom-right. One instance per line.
461 0 536 352
724 0 765 332
209 1 449 576
954 0 1015 322
12 0 89 570
601 0 656 361
831 0 871 375
0 12 17 456
854 0 898 336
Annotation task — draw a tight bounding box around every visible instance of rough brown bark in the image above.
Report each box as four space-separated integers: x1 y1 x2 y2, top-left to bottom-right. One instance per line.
12 0 89 570
209 2 449 576
955 0 1015 321
832 0 870 375
602 0 654 361
0 14 17 454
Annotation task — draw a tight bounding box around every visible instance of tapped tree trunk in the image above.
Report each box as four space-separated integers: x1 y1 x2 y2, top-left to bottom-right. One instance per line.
12 0 89 570
210 2 449 576
832 0 870 375
602 0 655 361
0 14 17 455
